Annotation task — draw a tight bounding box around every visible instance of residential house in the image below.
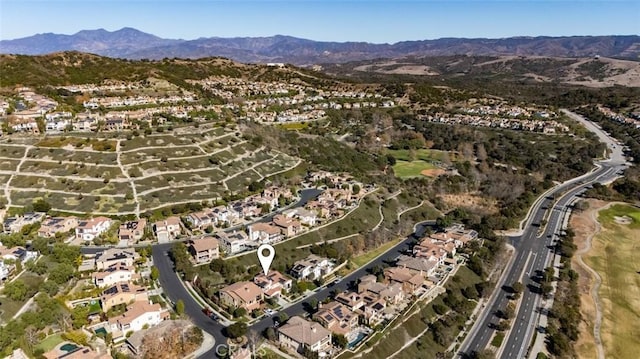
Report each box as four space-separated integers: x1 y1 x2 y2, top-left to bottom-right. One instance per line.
247 222 282 243
278 316 332 354
108 301 168 338
184 210 215 230
76 217 112 242
361 293 386 327
37 216 78 238
219 281 263 312
210 205 239 226
118 219 147 244
384 267 424 295
334 291 366 312
216 231 252 255
188 236 220 264
253 270 292 298
92 262 139 287
290 254 334 281
0 261 10 281
0 244 37 264
95 248 140 270
153 216 182 243
272 214 302 237
357 275 404 306
231 202 261 219
396 255 438 277
100 282 149 312
412 239 452 265
2 212 45 234
313 301 358 336
282 207 317 226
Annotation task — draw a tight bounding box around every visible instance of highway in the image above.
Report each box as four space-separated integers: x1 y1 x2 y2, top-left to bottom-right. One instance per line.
458 110 628 358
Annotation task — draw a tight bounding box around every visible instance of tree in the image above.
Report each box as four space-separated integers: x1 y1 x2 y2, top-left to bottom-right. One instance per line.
225 322 247 339
175 300 185 316
49 263 75 285
71 305 89 329
433 303 448 315
3 279 28 301
512 281 524 294
32 199 51 213
233 307 247 318
63 330 88 346
496 320 511 331
150 266 159 281
332 333 348 348
24 326 39 351
42 281 60 297
277 312 289 323
264 327 276 341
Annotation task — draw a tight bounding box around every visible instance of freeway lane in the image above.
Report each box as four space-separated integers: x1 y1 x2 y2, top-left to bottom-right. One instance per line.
459 110 628 358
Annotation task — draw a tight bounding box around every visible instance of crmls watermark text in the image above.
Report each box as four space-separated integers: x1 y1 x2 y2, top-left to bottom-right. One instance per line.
215 343 266 358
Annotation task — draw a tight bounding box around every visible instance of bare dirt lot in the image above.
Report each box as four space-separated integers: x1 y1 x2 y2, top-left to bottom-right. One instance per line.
570 199 606 359
440 193 498 215
420 168 446 177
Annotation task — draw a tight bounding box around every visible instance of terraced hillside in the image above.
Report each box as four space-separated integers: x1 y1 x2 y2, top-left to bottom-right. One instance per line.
0 124 300 216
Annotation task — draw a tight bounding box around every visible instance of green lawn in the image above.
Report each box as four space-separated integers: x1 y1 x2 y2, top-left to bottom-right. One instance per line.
492 332 505 347
597 204 640 229
351 238 403 267
35 334 64 352
584 203 640 359
392 160 437 179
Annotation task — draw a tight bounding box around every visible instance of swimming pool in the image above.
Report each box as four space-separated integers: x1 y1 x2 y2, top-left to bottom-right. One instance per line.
94 327 107 336
60 343 79 353
347 332 368 349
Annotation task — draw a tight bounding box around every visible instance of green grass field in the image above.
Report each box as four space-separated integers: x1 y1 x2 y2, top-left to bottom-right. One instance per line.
585 204 640 359
392 160 437 179
35 334 64 353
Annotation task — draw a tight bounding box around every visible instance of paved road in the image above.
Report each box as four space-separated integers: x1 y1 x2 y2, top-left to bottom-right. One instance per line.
458 110 628 358
80 187 322 358
149 221 430 358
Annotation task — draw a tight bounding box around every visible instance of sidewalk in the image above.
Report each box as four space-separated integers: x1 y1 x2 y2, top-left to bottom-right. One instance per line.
183 275 233 326
189 330 216 359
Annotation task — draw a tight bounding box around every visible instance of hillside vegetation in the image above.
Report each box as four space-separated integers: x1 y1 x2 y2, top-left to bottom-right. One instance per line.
0 52 337 89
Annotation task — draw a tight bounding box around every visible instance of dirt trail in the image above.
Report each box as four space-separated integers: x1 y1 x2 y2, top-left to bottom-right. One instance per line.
569 199 608 359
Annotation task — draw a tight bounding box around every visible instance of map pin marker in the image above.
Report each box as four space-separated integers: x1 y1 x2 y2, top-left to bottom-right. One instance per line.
257 244 275 276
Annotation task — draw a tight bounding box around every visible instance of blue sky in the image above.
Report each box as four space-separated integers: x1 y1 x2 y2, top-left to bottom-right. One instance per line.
0 1 638 42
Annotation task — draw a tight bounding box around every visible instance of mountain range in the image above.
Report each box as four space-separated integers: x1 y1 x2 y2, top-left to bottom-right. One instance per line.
1 27 639 65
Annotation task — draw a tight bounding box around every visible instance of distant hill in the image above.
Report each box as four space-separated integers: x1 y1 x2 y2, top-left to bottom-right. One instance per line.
0 52 337 89
1 28 639 64
321 55 640 88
